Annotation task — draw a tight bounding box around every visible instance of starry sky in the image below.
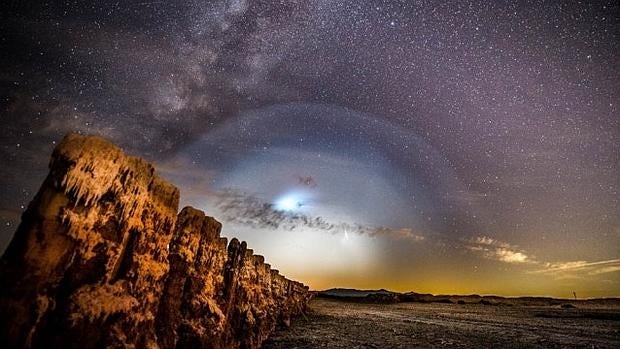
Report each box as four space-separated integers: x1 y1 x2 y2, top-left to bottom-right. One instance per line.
1 1 619 297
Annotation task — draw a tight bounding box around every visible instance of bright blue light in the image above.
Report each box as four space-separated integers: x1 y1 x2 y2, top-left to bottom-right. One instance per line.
275 193 304 211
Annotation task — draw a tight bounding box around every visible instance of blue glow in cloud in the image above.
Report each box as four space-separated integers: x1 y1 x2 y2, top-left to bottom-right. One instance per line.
274 192 306 211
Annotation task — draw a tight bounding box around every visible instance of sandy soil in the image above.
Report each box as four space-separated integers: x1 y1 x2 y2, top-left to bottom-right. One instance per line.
263 298 620 348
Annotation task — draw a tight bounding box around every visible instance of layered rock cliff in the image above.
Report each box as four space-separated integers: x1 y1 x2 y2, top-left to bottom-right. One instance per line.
0 133 310 349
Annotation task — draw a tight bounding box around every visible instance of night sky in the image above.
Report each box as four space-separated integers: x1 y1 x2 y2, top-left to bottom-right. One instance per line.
1 1 619 297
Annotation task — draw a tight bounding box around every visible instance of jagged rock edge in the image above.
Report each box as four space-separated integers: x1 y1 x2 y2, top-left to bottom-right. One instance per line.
0 133 311 349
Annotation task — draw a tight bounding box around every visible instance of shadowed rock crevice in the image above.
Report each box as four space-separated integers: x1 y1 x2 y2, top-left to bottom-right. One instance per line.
0 133 310 349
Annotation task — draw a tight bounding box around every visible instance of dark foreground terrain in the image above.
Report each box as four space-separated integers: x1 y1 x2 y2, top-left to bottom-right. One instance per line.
264 298 620 348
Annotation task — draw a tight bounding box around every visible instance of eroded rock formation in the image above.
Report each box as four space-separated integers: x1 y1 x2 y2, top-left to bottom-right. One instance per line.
0 133 310 349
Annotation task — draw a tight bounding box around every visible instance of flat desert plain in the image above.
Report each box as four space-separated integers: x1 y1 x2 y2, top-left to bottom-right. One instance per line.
264 298 620 348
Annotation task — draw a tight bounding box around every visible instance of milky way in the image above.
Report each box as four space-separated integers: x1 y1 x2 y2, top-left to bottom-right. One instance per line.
1 1 619 296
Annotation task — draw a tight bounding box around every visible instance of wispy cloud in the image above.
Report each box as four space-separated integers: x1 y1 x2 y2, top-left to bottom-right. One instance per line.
212 188 425 242
589 266 620 275
212 188 335 231
531 259 620 277
465 234 620 281
466 236 533 264
370 227 425 241
495 249 529 263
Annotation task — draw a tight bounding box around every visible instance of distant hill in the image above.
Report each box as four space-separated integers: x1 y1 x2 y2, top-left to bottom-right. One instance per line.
315 288 620 308
319 288 394 297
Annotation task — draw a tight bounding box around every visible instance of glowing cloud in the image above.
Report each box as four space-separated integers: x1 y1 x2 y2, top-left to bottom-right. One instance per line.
211 188 425 243
466 236 532 264
531 259 620 277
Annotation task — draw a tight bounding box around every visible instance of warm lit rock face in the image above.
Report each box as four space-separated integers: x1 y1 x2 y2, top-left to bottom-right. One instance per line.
0 134 310 349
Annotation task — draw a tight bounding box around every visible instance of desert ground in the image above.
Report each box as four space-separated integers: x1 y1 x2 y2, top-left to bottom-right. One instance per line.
264 298 620 348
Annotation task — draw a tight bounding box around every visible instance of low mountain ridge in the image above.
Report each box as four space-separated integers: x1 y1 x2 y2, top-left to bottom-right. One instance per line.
316 288 620 307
